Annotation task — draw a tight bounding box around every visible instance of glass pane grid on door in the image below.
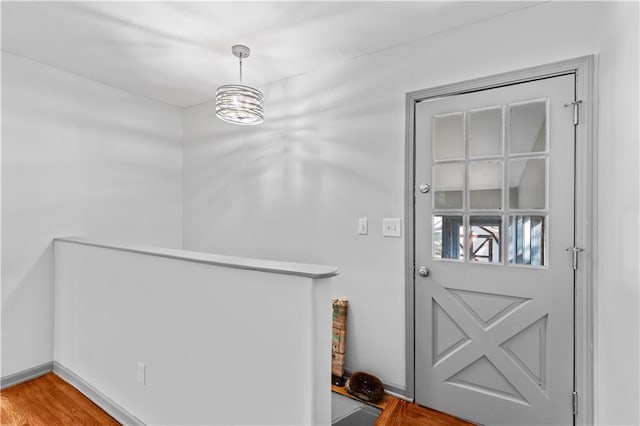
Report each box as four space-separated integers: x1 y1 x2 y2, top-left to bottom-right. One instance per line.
432 99 549 267
506 98 549 267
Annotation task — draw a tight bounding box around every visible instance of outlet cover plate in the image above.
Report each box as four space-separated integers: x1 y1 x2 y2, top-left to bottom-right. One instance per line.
137 362 146 385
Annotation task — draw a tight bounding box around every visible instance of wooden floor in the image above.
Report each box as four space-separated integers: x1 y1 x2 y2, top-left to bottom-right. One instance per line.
0 373 119 425
3 374 471 426
375 397 474 426
333 385 473 425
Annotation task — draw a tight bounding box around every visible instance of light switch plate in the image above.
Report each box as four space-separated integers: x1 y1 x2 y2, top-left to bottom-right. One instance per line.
383 218 402 237
358 218 368 235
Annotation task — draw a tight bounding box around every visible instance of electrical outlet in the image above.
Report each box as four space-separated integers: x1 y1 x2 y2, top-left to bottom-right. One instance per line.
137 362 146 385
383 218 402 237
358 218 368 235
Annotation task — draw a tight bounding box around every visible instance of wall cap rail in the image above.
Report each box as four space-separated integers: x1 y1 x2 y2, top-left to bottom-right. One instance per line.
55 237 339 279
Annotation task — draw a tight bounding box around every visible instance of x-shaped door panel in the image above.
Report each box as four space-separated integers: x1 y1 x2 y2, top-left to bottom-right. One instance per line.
427 281 550 408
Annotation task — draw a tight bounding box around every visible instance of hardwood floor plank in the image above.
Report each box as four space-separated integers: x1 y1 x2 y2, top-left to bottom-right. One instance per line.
375 397 474 426
0 373 119 425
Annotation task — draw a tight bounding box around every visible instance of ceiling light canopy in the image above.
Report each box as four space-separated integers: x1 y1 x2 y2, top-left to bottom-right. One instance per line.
216 45 264 125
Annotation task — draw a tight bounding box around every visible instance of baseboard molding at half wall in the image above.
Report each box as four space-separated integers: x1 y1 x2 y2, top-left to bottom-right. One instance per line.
0 362 53 389
52 361 144 426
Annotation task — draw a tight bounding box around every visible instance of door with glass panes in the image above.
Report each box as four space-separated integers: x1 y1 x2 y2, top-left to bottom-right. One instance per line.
414 74 575 425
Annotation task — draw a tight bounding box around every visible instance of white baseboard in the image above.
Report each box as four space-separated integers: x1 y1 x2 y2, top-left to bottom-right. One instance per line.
52 361 144 426
0 362 53 389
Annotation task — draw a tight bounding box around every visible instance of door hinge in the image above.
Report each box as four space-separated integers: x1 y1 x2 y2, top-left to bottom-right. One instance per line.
566 247 584 270
564 100 583 125
572 391 579 416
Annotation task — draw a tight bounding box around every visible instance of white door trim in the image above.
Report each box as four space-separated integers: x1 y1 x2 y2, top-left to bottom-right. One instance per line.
404 56 595 425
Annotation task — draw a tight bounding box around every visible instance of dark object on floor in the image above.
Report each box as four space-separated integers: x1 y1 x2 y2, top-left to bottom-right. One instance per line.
345 371 385 403
332 374 346 387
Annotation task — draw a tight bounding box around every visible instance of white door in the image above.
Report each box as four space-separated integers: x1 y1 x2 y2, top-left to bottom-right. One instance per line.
414 74 576 425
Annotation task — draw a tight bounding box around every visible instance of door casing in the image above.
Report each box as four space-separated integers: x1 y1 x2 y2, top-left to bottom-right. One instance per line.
404 56 595 425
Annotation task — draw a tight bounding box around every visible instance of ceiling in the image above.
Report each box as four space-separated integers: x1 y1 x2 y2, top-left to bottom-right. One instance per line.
1 1 540 107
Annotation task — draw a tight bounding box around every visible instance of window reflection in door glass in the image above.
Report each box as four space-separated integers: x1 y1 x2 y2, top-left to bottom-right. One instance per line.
468 161 503 210
509 158 546 209
469 107 502 158
433 164 464 209
468 216 501 263
433 215 464 261
508 215 545 266
434 113 464 160
510 101 547 154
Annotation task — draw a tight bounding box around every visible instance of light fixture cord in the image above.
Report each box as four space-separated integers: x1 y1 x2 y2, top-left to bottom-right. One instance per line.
239 56 243 83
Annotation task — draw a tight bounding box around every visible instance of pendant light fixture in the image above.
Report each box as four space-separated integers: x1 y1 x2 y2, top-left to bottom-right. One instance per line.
216 45 264 125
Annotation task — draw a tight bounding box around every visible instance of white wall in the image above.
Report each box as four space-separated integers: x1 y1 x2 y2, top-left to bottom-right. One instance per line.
54 240 332 425
1 52 183 377
3 1 638 423
182 2 602 391
595 2 640 425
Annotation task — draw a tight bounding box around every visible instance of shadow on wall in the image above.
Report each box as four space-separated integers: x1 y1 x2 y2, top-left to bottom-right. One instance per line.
184 53 408 261
182 41 410 390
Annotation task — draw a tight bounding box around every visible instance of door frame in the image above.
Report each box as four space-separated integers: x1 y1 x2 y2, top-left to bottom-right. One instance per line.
404 56 595 425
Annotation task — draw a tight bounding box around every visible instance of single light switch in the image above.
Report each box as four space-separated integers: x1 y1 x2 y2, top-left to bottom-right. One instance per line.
383 218 402 237
358 218 368 235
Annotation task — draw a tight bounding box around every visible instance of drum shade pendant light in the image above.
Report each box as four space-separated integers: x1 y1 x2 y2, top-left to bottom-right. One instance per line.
216 45 264 125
